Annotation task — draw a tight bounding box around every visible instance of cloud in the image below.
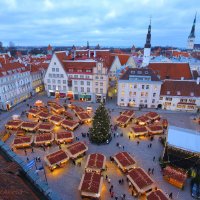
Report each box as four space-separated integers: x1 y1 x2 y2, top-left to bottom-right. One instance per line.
0 0 199 47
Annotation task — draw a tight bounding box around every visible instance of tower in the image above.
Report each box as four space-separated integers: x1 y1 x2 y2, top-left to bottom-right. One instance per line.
142 18 151 67
47 44 53 55
187 13 196 50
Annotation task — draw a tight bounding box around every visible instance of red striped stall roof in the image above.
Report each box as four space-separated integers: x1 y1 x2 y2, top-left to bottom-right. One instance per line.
67 142 87 156
145 112 160 120
35 133 52 142
128 168 154 190
137 116 150 123
57 131 73 139
86 153 106 169
21 121 38 129
5 120 23 127
13 136 32 145
131 125 148 133
147 190 169 200
49 115 64 123
38 112 51 119
80 172 102 194
122 110 134 117
116 115 129 124
73 106 85 113
77 112 91 120
147 125 163 132
28 108 40 115
46 150 69 165
38 122 54 131
114 152 136 168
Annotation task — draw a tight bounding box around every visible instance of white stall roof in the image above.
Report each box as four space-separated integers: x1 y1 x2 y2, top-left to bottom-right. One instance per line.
167 126 200 153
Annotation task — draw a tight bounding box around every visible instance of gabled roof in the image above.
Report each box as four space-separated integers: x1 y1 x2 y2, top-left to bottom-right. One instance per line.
148 63 192 80
160 80 200 97
111 53 130 65
120 68 160 81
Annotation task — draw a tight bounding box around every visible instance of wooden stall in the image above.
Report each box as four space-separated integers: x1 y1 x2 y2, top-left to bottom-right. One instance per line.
21 121 39 132
27 108 40 118
12 135 33 149
79 172 103 199
136 116 150 126
85 153 106 173
49 115 64 125
38 112 51 121
55 131 74 144
146 125 163 135
116 115 130 127
38 122 54 132
34 133 54 146
61 119 79 131
113 151 136 172
146 189 170 200
5 120 23 130
50 103 65 114
130 125 148 137
77 112 92 124
145 112 160 122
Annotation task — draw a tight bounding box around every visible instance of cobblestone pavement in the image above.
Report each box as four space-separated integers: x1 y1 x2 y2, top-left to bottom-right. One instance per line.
1 93 198 200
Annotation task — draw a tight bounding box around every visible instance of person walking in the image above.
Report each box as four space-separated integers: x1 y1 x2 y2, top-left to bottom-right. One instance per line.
26 157 29 162
129 135 130 140
150 143 152 148
108 178 111 184
31 148 34 153
153 156 155 162
169 192 173 199
123 146 124 150
24 149 27 155
137 141 140 145
152 168 154 174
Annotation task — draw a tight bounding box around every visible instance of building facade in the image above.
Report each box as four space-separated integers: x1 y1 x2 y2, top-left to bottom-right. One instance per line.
117 68 162 108
44 51 109 102
0 62 32 110
159 79 200 112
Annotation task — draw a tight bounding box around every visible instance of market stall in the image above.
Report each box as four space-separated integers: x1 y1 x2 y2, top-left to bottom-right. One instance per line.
85 153 106 173
12 135 33 149
27 108 40 118
130 125 148 137
136 116 150 126
38 112 51 121
5 120 23 130
49 115 64 125
21 121 39 132
145 112 160 122
113 151 136 172
55 131 74 144
38 122 54 132
146 189 170 200
50 103 65 114
62 111 74 120
116 115 130 127
121 110 135 118
127 167 156 196
73 106 85 114
79 172 103 199
66 142 88 159
61 119 79 131
34 133 54 146
146 125 163 135
77 112 92 124
163 166 187 189
44 150 69 171
34 100 44 107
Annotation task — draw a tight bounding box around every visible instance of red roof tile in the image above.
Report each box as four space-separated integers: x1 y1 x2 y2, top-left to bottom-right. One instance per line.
67 142 87 156
86 153 105 169
148 63 192 80
21 121 38 129
35 133 52 142
77 112 91 120
49 115 64 122
57 131 73 139
46 150 69 165
13 136 32 144
145 112 159 120
5 120 23 127
38 122 53 131
80 172 102 193
114 152 136 168
131 125 148 133
147 190 169 200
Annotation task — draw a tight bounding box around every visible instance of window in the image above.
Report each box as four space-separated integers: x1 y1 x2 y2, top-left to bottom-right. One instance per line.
141 92 145 97
80 81 84 85
78 69 82 72
57 80 61 84
69 69 73 72
129 91 132 97
142 85 145 89
47 79 51 83
95 88 98 93
100 82 103 86
52 79 55 83
52 68 55 72
95 82 98 86
121 91 125 96
144 99 147 103
96 76 99 79
87 81 90 86
74 75 78 78
100 88 103 93
160 97 163 100
129 84 132 89
80 75 84 78
53 85 56 90
177 91 181 95
63 80 66 84
146 85 149 89
153 93 156 97
63 86 66 91
48 85 51 89
49 74 52 78
100 76 103 79
152 99 155 103
121 98 124 101
56 74 59 78
74 81 77 85
145 92 148 97
86 75 90 79
166 97 172 101
56 68 59 72
58 86 61 90
190 92 194 97
81 87 84 92
167 91 170 95
60 74 64 78
121 84 125 88
53 74 56 78
134 84 137 89
74 87 78 92
133 92 136 96
54 62 56 65
87 88 90 92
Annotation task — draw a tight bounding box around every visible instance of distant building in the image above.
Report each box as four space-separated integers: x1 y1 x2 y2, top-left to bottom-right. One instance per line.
159 79 200 111
142 19 151 67
117 68 162 108
0 62 32 110
187 14 196 50
44 51 109 102
163 126 200 169
47 44 53 55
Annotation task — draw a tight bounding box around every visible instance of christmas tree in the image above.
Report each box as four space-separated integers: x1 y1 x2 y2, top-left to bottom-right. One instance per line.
89 103 111 144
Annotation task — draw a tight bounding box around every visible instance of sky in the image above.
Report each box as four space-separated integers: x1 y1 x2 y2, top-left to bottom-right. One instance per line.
0 0 199 48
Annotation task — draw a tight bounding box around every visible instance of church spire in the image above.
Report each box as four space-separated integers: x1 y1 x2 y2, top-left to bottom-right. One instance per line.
188 13 197 38
144 17 151 48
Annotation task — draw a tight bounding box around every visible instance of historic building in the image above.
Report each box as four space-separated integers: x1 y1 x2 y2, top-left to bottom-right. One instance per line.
0 62 32 110
117 68 162 108
158 79 200 111
142 19 151 67
187 14 196 50
44 51 109 102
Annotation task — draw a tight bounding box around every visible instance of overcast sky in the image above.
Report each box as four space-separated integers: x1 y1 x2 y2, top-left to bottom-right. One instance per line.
0 0 199 48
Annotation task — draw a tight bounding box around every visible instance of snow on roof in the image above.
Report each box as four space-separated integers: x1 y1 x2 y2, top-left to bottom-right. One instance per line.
167 126 200 153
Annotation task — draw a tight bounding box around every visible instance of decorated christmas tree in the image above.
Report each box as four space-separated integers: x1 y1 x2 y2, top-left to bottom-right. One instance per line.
89 103 111 144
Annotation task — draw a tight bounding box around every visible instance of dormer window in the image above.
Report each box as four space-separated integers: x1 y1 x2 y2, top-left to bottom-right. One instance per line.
190 92 194 96
177 91 181 95
167 91 170 95
69 69 73 72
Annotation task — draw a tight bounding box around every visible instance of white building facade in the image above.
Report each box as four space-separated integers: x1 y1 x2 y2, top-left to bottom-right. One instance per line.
117 68 162 108
0 62 32 110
